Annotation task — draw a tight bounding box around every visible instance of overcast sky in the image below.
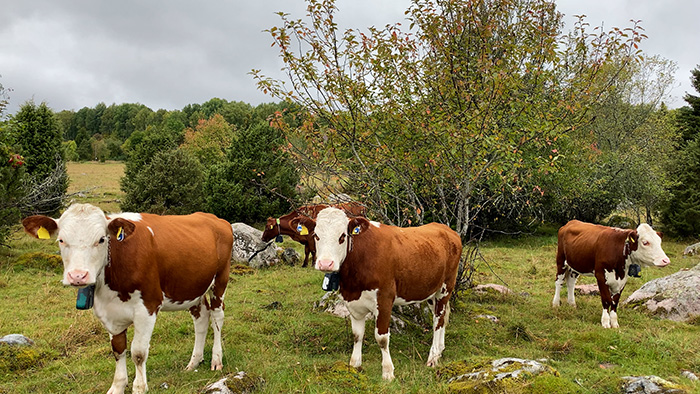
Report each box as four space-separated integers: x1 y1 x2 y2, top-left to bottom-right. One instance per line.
1 0 697 115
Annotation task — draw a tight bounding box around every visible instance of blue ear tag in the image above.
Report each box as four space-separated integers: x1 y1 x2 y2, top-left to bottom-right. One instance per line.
352 226 361 235
117 227 125 242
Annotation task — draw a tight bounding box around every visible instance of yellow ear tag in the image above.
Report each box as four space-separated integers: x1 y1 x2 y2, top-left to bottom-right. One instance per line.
297 224 309 235
117 227 125 242
352 226 361 235
37 226 50 240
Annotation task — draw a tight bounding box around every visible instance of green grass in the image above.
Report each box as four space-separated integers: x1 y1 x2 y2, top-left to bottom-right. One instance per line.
1 161 699 393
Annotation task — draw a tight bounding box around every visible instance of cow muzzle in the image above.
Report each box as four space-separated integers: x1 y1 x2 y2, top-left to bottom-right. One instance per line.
66 269 91 287
655 257 671 267
316 259 335 273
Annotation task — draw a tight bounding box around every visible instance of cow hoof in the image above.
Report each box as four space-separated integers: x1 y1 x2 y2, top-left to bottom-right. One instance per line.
426 359 439 368
211 362 223 371
382 371 395 381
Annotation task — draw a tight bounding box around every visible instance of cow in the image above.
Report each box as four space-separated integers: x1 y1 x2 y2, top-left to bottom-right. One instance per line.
261 202 367 267
552 220 671 328
290 207 462 380
22 203 233 394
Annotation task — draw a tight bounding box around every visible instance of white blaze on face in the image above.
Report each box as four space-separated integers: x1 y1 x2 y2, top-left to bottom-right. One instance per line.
314 208 350 272
632 224 670 267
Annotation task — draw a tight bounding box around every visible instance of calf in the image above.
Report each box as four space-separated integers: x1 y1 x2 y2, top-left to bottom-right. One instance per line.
262 202 367 267
22 203 233 394
552 220 670 328
291 207 462 380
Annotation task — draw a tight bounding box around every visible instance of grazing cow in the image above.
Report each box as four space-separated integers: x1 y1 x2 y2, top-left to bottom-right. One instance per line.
261 202 367 267
552 220 670 328
291 207 462 380
22 203 233 394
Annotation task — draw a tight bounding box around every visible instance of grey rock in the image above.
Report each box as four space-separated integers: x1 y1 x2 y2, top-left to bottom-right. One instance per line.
202 371 264 394
0 334 34 346
280 248 301 266
475 314 500 323
446 358 557 386
231 223 278 269
621 375 687 393
575 284 600 295
683 242 700 256
473 284 513 295
623 264 700 322
681 370 698 381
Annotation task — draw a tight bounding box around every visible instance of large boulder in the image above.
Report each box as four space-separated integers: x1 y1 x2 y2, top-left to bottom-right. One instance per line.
623 264 700 322
231 223 279 269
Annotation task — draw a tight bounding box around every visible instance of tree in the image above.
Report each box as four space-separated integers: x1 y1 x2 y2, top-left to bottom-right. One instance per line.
541 56 678 225
120 122 184 210
180 114 235 168
662 65 700 236
11 101 68 215
254 0 648 238
0 80 27 246
205 120 299 223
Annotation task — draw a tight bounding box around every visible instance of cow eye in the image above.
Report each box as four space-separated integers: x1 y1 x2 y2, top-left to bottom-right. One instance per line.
99 236 106 244
58 239 64 244
339 233 346 244
642 240 649 246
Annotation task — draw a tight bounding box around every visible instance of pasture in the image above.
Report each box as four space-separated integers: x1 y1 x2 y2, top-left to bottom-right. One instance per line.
0 161 698 393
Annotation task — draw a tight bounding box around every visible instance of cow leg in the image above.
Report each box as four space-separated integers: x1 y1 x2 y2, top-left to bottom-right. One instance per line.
348 309 367 369
375 296 395 381
565 270 579 307
552 248 568 307
302 243 310 267
208 292 226 370
131 311 157 394
186 303 210 371
609 292 623 328
596 274 614 328
107 330 128 394
427 287 451 367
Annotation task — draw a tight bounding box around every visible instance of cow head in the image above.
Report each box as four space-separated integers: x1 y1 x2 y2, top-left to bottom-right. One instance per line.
630 223 671 268
290 207 370 273
261 217 279 242
22 203 137 287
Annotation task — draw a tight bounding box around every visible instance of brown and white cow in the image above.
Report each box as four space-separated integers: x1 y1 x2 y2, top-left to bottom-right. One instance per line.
22 203 233 394
291 207 462 380
261 202 367 267
552 220 670 328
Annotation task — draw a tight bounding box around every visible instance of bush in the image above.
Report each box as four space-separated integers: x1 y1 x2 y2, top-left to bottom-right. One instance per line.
205 122 298 223
121 149 206 214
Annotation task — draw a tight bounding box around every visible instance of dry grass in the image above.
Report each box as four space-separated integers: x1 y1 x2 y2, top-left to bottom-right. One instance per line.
65 161 125 213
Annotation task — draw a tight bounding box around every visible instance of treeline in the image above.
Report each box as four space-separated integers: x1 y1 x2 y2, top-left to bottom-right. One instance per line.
55 99 278 162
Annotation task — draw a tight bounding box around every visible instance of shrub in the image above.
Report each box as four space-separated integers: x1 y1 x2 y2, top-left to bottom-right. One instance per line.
121 149 206 214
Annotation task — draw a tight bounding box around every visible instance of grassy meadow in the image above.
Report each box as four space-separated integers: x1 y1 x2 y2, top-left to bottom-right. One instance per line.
0 161 699 393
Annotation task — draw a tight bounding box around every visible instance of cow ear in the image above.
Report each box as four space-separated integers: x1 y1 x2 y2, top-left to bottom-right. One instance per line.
290 216 316 235
348 217 370 236
628 231 639 251
22 215 58 239
107 218 136 241
656 231 664 240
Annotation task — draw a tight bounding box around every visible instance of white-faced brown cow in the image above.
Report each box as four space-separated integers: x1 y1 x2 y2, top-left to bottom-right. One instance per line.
22 203 233 394
291 207 462 380
552 220 670 328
